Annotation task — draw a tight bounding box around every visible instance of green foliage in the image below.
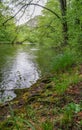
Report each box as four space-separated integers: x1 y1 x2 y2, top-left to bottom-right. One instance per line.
67 0 82 48
29 0 82 49
25 106 36 120
42 120 53 130
0 1 82 130
0 2 17 44
80 120 82 126
17 24 39 43
0 103 35 130
0 116 35 130
52 50 77 72
62 102 81 124
53 68 81 94
36 0 62 46
65 102 81 114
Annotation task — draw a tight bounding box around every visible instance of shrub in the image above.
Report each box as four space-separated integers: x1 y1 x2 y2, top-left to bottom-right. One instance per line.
52 50 77 72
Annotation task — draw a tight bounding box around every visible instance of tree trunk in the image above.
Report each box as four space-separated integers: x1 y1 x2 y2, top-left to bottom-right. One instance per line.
59 0 68 45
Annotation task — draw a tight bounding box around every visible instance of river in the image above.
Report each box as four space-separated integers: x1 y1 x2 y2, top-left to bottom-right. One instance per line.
0 44 55 102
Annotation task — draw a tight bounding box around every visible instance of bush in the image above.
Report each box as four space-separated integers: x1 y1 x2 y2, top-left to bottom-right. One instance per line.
52 50 77 72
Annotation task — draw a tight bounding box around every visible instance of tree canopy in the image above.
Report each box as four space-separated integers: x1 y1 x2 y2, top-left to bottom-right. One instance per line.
0 0 82 49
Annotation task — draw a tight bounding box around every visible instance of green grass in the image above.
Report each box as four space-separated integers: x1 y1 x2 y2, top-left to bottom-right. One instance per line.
60 102 82 129
25 105 36 121
42 121 53 130
52 70 82 94
0 103 35 130
52 50 77 72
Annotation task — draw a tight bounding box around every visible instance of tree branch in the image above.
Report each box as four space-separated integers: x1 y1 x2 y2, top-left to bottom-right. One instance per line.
30 3 61 19
2 2 61 25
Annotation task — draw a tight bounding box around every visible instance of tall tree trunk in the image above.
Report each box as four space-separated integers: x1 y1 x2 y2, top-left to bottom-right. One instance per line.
59 0 68 45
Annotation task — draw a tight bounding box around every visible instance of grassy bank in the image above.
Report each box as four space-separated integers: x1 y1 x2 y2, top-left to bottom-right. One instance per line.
0 63 82 130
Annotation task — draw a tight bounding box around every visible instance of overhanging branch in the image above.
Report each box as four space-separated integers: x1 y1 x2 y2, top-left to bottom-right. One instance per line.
3 2 61 25
30 3 61 19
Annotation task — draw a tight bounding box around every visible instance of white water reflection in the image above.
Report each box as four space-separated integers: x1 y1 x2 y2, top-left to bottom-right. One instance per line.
0 48 40 102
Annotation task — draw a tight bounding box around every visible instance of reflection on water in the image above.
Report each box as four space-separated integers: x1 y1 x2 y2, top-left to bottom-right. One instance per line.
0 46 40 102
0 45 56 102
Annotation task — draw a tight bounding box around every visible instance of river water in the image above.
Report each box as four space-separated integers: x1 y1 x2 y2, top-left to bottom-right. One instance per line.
0 44 55 102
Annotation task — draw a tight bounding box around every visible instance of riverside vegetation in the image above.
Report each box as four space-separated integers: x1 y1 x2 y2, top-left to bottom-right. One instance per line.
0 0 82 130
0 48 82 130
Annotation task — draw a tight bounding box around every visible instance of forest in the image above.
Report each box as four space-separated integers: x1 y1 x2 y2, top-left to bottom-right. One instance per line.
0 0 82 130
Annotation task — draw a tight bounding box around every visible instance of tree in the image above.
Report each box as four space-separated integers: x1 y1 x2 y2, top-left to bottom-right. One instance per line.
1 0 82 48
36 0 63 47
0 2 17 44
36 0 82 47
59 0 68 45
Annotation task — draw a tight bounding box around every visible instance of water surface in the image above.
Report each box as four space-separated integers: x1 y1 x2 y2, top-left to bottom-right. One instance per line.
0 45 40 102
0 44 55 102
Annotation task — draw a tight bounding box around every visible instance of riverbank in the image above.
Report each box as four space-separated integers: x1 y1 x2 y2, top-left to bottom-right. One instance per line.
0 64 82 130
